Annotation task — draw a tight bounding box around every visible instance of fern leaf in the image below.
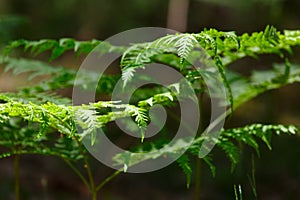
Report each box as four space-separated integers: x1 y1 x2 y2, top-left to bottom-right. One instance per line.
174 34 198 60
177 155 193 188
203 155 216 177
215 56 234 111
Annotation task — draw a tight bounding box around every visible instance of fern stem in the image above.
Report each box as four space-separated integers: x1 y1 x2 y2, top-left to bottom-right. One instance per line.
194 159 201 200
234 185 238 200
73 136 97 199
84 156 95 191
14 154 20 200
81 152 98 200
63 159 91 191
248 154 257 199
81 148 97 199
195 87 204 200
96 170 122 192
91 191 97 200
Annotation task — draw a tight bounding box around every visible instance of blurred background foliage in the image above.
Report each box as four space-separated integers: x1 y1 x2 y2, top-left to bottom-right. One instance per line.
0 0 299 199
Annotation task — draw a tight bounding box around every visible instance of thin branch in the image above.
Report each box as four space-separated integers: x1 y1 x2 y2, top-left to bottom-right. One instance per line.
96 170 122 192
63 159 91 191
14 154 20 200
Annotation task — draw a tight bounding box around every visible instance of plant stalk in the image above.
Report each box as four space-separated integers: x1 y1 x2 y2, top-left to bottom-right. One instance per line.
14 155 20 200
195 158 201 200
73 137 97 200
63 159 91 191
195 86 205 200
96 170 122 192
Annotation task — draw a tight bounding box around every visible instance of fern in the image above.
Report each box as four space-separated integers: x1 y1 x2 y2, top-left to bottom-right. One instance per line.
229 63 300 109
176 155 193 188
120 43 163 86
4 38 98 59
1 56 122 95
1 26 300 199
113 123 299 176
0 117 82 161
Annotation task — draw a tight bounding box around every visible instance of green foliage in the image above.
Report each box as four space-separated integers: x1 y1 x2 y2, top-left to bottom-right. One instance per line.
1 25 300 199
176 155 193 188
113 123 298 175
4 38 100 59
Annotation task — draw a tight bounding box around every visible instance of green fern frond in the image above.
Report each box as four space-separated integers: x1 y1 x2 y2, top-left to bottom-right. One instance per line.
214 55 234 110
113 123 298 176
2 26 300 195
197 32 218 55
3 38 117 60
0 118 82 161
217 138 241 171
177 155 193 188
152 33 199 61
121 66 136 86
0 98 75 136
220 124 298 153
120 43 162 86
2 57 59 79
203 155 216 177
173 34 198 59
230 63 300 109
